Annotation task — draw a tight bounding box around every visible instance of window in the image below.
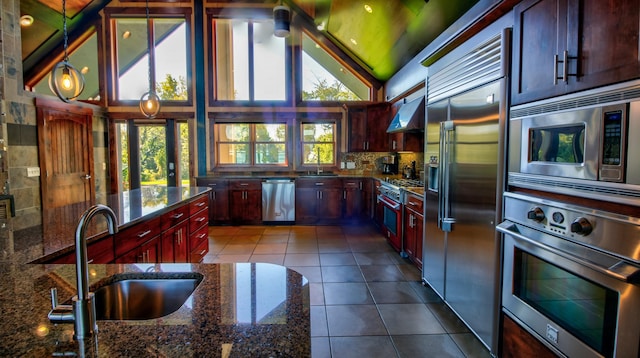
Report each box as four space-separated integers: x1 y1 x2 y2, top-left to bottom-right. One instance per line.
31 31 101 101
213 18 287 102
109 11 190 103
216 122 288 166
300 122 336 166
301 33 370 101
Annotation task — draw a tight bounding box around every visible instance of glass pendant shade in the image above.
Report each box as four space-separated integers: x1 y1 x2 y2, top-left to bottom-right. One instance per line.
49 61 85 102
140 91 161 118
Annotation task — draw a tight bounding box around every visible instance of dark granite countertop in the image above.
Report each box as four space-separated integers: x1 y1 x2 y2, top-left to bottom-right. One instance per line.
0 261 310 357
28 186 211 264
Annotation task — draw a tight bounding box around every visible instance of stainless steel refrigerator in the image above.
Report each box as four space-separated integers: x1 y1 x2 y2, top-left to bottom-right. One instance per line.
423 79 506 354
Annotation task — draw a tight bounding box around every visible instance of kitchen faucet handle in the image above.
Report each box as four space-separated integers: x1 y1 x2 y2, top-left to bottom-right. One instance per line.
50 287 58 309
48 287 74 323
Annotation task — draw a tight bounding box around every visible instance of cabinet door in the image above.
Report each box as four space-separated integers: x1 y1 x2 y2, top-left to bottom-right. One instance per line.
319 189 343 221
343 180 363 220
512 0 569 105
403 208 416 258
570 0 640 92
210 188 230 222
413 213 423 267
244 189 263 223
116 236 160 264
366 103 391 152
295 188 318 223
230 190 246 222
348 106 368 152
390 132 423 152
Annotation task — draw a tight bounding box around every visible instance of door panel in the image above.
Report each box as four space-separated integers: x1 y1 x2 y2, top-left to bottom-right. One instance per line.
37 100 94 210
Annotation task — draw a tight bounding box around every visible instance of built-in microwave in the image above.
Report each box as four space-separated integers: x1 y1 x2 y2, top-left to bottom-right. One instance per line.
508 98 640 204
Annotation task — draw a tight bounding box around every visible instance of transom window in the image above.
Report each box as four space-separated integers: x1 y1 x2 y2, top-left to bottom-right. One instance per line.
215 123 288 166
301 122 336 166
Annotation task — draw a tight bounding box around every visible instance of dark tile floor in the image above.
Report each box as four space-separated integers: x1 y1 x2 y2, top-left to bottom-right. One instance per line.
203 224 492 358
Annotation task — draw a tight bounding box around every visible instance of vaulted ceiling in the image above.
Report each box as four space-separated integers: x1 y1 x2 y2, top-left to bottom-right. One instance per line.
19 0 479 83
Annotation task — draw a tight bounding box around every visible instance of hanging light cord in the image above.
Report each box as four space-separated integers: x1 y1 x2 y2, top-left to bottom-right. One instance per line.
146 0 153 93
62 0 69 62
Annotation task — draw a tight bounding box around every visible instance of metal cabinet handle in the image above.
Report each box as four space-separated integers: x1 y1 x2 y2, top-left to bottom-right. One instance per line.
196 216 206 223
81 174 91 180
315 182 324 186
196 202 205 207
137 229 152 238
212 191 216 200
171 213 184 219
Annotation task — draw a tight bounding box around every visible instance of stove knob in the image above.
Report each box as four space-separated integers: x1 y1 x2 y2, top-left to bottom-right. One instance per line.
527 207 545 222
570 217 593 236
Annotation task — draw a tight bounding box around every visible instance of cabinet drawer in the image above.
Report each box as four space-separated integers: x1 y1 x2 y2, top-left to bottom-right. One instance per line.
229 180 262 190
189 208 209 232
190 237 209 263
115 217 161 258
197 178 228 189
190 224 209 251
405 194 423 213
343 179 362 189
161 204 189 230
296 178 342 189
46 236 115 264
189 195 209 215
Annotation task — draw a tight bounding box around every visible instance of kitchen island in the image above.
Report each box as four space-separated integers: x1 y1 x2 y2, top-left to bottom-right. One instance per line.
0 261 310 357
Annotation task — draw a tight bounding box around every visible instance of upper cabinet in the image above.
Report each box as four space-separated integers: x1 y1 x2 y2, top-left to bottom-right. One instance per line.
512 0 640 105
347 103 391 152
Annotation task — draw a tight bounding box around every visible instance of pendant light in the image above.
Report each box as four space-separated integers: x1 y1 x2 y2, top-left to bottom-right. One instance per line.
273 1 290 38
49 0 85 102
139 0 161 118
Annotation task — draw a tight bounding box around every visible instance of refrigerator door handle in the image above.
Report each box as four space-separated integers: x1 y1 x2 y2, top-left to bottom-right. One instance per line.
438 120 455 232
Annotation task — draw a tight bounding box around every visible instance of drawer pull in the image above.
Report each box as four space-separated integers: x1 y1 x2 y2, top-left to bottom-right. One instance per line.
137 230 152 238
315 182 324 186
197 233 206 239
171 213 184 219
196 202 206 207
240 183 249 186
196 217 206 223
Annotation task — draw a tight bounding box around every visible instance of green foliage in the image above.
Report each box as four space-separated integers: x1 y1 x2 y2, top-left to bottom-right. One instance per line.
157 74 188 100
302 78 360 101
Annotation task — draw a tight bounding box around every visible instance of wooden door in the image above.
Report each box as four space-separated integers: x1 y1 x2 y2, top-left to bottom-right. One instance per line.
347 106 367 152
36 98 95 210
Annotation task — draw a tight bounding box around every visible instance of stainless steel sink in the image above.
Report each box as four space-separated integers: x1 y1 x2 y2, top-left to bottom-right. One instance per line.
92 272 203 320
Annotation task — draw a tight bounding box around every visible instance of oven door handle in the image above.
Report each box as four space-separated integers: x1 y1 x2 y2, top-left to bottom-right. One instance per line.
497 221 640 284
377 195 401 210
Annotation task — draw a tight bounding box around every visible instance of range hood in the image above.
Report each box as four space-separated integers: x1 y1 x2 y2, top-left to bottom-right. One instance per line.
386 96 425 133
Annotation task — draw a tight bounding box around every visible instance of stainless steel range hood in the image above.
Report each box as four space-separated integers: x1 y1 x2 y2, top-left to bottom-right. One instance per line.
386 96 425 133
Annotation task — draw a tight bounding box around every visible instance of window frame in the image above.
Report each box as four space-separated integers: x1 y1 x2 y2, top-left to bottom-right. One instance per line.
210 113 294 171
104 7 193 108
207 8 293 107
295 113 341 171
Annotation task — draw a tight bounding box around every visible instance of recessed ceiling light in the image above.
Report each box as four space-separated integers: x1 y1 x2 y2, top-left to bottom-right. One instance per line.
122 30 131 39
364 5 373 13
81 66 89 75
20 15 34 27
350 38 358 46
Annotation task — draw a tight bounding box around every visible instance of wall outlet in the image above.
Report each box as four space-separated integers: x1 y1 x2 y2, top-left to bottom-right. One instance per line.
27 167 40 177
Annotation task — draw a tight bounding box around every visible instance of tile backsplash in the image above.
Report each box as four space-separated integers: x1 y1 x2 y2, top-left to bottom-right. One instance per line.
339 152 424 177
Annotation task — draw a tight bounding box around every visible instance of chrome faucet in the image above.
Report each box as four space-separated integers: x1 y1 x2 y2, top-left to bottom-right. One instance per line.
316 148 323 175
49 204 118 340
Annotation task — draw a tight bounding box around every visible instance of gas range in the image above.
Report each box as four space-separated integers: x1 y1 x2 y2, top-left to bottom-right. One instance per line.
379 178 425 202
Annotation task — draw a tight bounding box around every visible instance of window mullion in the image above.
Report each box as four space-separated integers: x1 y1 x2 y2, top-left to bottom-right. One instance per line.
148 18 157 91
248 22 255 101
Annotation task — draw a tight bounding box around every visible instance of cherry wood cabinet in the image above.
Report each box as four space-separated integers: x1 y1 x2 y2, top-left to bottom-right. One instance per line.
114 216 162 259
115 236 160 264
512 0 640 105
403 191 423 268
45 235 115 264
195 178 230 224
189 194 210 263
342 178 363 221
229 179 262 224
347 103 392 152
161 219 189 263
295 178 342 224
389 131 423 152
501 314 558 358
361 177 374 220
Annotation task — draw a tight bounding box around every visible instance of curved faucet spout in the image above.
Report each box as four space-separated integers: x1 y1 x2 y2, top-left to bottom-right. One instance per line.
75 205 118 301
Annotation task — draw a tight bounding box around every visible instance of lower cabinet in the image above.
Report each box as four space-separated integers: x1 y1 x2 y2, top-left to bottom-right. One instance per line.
295 178 342 224
229 180 262 224
161 219 189 263
343 179 363 221
403 192 423 268
195 178 230 224
44 235 115 264
115 236 160 264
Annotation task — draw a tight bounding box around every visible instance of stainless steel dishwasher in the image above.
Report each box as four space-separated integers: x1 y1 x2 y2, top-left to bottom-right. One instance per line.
262 178 295 223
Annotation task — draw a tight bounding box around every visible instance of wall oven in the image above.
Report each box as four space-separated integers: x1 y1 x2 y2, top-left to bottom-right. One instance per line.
498 192 640 357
